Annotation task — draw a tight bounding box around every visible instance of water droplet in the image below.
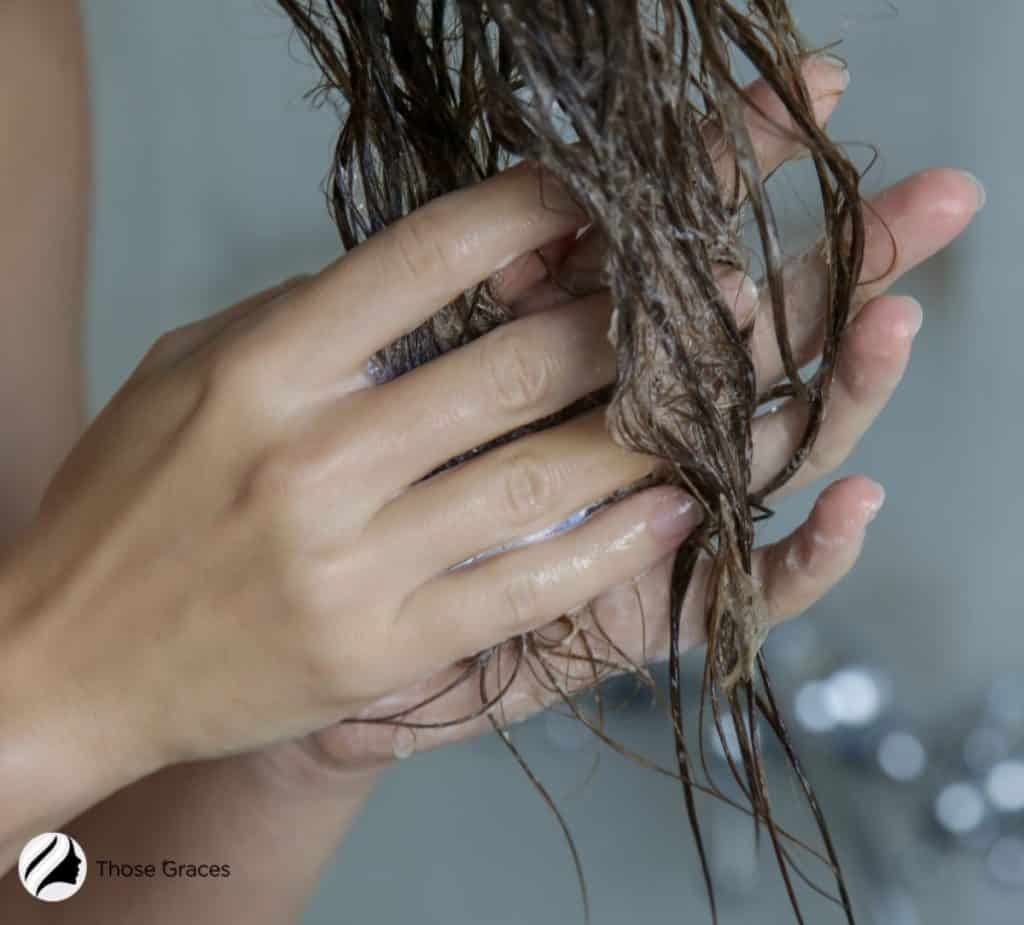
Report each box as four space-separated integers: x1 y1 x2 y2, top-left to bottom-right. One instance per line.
392 727 417 760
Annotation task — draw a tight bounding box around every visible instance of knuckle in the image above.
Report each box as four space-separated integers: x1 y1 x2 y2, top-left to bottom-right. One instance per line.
302 602 388 698
247 444 319 509
268 550 336 630
281 558 323 616
499 452 556 525
151 327 189 357
390 209 455 281
484 326 553 412
136 327 192 374
502 573 542 631
203 339 266 400
239 449 369 566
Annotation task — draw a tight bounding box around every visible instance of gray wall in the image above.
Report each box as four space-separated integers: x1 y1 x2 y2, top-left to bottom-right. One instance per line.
81 2 1020 922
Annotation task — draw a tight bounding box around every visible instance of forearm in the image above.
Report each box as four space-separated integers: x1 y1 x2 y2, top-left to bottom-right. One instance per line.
0 0 88 545
0 573 156 876
0 742 379 923
0 0 94 866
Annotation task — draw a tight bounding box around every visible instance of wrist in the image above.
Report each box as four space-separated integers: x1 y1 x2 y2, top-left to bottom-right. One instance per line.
0 573 162 869
241 737 383 806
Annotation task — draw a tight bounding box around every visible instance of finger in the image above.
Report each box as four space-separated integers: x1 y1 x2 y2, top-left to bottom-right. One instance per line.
708 52 851 201
320 474 882 767
395 484 703 671
317 634 608 769
752 168 982 394
750 474 883 624
554 477 882 660
367 406 658 585
488 231 581 310
503 225 608 315
346 289 617 495
272 161 588 382
528 475 884 661
749 294 922 498
510 253 759 331
500 53 849 313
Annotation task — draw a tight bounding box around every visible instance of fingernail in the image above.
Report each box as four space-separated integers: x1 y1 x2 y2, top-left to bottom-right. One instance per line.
897 297 924 339
812 52 851 90
862 481 886 525
958 170 987 212
650 491 701 542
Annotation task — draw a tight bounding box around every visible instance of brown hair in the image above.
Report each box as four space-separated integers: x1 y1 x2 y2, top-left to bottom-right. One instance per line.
277 2 867 921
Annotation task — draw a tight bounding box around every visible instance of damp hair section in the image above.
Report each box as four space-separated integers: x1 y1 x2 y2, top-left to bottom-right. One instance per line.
276 2 875 921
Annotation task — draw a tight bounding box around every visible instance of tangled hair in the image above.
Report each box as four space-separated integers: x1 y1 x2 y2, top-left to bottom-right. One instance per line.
277 1 868 921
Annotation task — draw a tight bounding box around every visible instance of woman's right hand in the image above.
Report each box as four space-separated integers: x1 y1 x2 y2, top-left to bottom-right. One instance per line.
0 161 709 796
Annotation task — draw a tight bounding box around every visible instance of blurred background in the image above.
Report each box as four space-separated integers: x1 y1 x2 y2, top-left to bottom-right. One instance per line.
79 1 1021 922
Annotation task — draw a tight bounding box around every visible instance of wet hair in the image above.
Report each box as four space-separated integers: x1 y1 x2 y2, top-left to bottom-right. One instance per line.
277 2 868 921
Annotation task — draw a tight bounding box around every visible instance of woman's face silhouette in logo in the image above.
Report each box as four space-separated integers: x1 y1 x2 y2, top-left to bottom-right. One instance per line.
35 837 83 896
18 833 88 901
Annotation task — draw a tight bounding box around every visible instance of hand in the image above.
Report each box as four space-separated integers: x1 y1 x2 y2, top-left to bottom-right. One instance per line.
0 143 716 790
256 57 982 780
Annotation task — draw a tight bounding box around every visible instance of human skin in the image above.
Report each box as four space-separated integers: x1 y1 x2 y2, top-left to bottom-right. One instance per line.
0 0 87 546
0 9 983 923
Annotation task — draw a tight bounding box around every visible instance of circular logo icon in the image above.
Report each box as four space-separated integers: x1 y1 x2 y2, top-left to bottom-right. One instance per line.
18 833 87 901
